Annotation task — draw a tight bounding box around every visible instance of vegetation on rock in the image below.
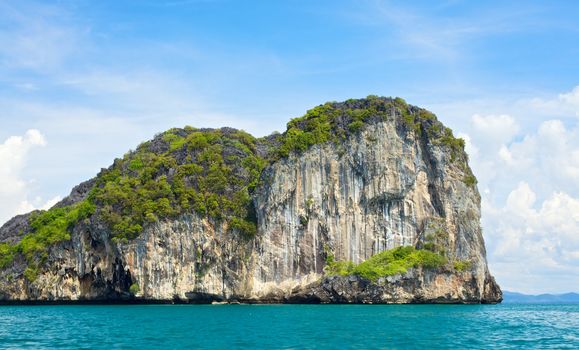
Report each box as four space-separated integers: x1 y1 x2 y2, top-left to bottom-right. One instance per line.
325 246 447 282
421 224 449 256
463 174 478 187
0 96 476 279
91 127 265 241
0 243 15 269
275 96 399 159
23 200 96 260
0 200 95 280
453 260 472 272
129 283 140 295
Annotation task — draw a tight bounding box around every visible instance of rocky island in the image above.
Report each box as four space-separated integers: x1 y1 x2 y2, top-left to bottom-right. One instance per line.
0 96 502 304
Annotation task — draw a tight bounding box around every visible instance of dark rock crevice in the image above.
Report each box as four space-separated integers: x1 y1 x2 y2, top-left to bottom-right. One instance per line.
418 124 446 218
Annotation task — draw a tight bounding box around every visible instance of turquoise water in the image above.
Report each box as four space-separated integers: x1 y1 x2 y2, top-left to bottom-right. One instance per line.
0 304 577 349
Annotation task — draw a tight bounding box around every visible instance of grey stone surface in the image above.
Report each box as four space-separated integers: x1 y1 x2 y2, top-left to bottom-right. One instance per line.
0 113 501 303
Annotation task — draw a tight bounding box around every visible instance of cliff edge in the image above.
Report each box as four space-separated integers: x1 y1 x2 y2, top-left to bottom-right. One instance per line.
0 96 502 304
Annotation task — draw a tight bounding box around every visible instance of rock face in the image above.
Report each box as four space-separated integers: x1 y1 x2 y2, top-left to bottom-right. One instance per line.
0 97 501 304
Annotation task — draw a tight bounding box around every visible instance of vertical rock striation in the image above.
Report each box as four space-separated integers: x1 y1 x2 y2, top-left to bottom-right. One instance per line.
0 97 501 304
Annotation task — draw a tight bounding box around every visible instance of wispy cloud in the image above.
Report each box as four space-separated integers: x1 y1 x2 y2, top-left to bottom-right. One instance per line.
342 0 543 64
141 0 221 7
0 0 287 136
525 86 579 118
0 1 86 72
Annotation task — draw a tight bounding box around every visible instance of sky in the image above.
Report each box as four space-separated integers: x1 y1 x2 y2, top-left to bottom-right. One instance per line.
1 0 578 294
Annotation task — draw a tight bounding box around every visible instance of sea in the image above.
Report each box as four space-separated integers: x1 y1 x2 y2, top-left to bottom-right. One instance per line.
0 304 577 349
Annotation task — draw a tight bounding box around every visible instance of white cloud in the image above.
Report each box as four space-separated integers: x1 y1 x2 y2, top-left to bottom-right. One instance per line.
505 181 536 214
458 86 579 293
471 114 519 146
0 129 58 226
483 183 579 294
558 86 579 115
522 86 579 119
17 195 62 214
456 132 478 159
0 129 46 196
508 120 579 196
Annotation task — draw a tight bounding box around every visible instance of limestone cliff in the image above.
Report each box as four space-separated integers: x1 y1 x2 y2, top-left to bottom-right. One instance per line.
0 97 502 304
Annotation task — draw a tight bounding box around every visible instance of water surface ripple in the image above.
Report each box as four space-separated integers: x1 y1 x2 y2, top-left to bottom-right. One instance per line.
0 304 577 349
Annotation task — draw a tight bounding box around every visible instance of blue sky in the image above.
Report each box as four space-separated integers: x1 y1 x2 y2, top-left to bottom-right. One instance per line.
1 0 578 293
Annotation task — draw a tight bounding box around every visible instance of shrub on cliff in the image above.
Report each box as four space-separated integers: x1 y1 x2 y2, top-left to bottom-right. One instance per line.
326 246 447 282
0 200 95 277
129 283 140 295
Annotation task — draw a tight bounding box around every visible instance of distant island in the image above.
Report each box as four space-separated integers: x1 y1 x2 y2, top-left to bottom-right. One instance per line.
502 291 579 304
